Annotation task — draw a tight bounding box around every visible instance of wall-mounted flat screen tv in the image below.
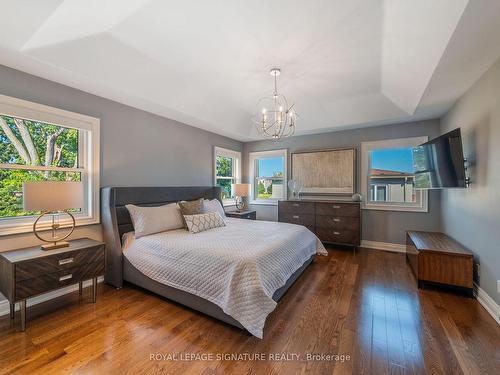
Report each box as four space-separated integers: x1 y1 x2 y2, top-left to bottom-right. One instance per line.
413 128 466 189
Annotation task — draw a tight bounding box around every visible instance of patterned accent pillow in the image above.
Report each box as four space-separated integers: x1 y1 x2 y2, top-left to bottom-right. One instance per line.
184 212 226 234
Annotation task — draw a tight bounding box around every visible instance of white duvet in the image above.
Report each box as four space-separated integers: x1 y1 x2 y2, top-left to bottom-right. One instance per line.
122 218 327 338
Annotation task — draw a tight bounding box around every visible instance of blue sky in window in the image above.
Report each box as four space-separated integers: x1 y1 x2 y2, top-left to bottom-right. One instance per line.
258 157 283 177
371 148 414 173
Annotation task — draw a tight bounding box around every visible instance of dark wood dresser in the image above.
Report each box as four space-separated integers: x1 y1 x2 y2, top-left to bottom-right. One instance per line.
406 231 473 296
278 200 361 247
0 238 105 331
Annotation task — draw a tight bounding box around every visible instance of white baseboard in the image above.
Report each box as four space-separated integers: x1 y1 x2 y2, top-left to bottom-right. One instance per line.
361 240 406 253
0 276 104 316
474 282 500 325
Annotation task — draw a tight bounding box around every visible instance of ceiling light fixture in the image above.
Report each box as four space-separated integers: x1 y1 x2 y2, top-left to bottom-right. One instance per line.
253 68 297 140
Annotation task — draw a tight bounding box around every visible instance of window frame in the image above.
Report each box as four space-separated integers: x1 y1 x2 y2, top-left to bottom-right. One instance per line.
0 94 100 236
361 137 428 212
213 146 241 207
249 149 288 206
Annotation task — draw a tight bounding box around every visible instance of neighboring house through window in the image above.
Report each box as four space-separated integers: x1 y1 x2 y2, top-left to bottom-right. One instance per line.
361 137 428 212
214 146 241 206
249 149 287 204
0 94 100 235
369 169 416 202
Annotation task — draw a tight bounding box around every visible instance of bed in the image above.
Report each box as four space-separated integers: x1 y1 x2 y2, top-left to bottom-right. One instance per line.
101 186 326 338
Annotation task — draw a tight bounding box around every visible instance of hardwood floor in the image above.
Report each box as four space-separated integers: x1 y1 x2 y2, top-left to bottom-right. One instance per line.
0 248 499 374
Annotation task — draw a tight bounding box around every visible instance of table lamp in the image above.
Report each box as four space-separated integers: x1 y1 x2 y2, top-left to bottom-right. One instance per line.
23 181 84 250
231 183 250 211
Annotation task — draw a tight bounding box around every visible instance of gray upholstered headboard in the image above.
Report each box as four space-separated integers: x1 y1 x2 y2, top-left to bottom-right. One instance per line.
101 186 222 288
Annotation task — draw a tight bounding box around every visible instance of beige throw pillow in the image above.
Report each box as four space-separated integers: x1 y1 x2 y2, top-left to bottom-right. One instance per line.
125 203 184 238
178 198 205 216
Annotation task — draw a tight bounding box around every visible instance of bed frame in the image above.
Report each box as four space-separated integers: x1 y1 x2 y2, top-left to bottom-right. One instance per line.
101 186 314 330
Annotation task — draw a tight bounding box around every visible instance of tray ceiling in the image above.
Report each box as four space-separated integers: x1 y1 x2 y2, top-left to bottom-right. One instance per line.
1 0 500 141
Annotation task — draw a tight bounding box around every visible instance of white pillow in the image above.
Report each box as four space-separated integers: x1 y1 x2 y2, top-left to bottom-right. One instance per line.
184 212 226 234
203 199 226 218
125 203 184 238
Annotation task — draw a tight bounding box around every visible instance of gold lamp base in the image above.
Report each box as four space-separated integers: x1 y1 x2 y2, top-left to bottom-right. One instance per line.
41 241 70 251
33 211 76 251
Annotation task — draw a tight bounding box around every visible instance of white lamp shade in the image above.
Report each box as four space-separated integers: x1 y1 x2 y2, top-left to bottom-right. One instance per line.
23 181 84 212
232 183 250 197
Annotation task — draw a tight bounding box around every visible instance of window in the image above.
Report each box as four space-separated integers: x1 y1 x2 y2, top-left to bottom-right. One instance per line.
214 146 241 206
361 137 428 212
370 185 387 202
0 95 100 235
249 149 287 204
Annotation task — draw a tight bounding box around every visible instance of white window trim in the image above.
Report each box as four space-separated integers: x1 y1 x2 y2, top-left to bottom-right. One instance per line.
249 149 287 206
361 136 428 212
213 146 241 207
0 94 100 236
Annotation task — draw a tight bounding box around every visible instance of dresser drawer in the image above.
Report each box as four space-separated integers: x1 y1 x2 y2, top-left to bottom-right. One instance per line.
278 201 315 214
316 215 360 231
15 246 104 282
316 202 359 217
315 228 359 245
279 213 315 227
15 261 105 300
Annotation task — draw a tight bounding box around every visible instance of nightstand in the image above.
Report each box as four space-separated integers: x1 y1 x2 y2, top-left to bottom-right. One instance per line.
0 238 105 331
225 210 257 220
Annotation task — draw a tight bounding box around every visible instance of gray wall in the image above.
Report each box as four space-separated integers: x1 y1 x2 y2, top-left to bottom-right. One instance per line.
0 64 242 251
441 57 500 304
0 65 242 187
243 120 442 244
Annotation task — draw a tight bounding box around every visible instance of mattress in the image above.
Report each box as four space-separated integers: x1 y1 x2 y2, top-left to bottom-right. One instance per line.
122 218 327 338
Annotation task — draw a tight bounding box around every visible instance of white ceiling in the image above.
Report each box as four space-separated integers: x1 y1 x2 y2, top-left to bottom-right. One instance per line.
1 0 500 141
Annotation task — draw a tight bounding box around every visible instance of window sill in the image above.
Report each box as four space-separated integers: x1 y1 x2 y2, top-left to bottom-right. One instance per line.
362 204 428 213
0 217 100 237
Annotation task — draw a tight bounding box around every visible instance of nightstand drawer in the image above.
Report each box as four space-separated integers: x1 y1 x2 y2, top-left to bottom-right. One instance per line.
225 210 256 220
15 246 104 282
15 261 105 300
234 212 255 220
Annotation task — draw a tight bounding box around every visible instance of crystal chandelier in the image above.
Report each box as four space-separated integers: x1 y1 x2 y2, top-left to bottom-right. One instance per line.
253 68 297 140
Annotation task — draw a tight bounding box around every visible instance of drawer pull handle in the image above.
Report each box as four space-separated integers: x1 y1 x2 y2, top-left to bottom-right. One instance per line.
58 258 74 265
59 274 73 281
333 218 340 222
332 205 340 209
293 204 300 207
293 215 300 219
333 231 340 235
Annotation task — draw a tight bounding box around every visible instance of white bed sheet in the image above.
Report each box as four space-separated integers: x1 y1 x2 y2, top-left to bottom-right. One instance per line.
122 217 327 338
